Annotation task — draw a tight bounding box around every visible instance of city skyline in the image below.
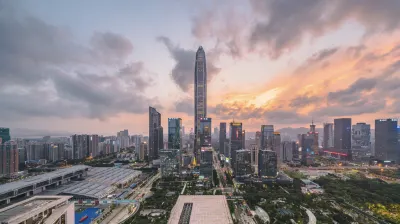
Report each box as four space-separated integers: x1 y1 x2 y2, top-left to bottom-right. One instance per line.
1 1 400 135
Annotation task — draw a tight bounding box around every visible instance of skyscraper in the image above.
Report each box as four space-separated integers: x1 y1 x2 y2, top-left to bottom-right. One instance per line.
219 122 226 153
234 149 252 177
334 118 352 159
168 118 182 150
149 107 163 160
0 127 10 144
258 150 277 178
261 125 274 150
308 121 319 154
351 123 371 150
194 46 207 162
200 118 212 147
0 141 18 176
323 123 334 148
230 122 243 168
200 147 213 180
375 119 399 163
242 130 246 149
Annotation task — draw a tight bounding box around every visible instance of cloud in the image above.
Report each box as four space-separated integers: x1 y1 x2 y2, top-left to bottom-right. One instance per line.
0 6 158 121
175 98 194 116
157 36 221 92
249 0 400 58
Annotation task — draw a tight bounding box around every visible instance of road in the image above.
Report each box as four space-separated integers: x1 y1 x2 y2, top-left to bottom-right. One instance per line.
100 172 160 224
213 151 233 194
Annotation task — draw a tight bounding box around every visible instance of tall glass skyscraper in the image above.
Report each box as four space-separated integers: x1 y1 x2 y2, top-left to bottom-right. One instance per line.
375 119 399 163
168 118 182 150
200 118 212 147
149 107 163 160
194 46 207 161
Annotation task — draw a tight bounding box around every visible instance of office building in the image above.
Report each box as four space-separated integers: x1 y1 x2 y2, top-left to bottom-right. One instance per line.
300 134 314 164
242 130 246 149
281 141 295 162
234 149 252 177
219 122 226 153
261 125 274 150
0 196 75 224
160 149 181 177
89 134 99 157
352 123 371 150
250 144 258 166
375 119 399 163
323 123 334 148
334 118 352 160
182 154 192 167
194 46 208 162
0 141 18 176
168 118 182 150
0 127 10 144
229 122 243 168
224 139 230 158
273 132 281 156
149 107 163 160
200 118 212 147
168 195 233 224
255 131 261 150
258 150 277 177
200 148 213 179
18 147 25 165
308 121 319 155
139 142 147 161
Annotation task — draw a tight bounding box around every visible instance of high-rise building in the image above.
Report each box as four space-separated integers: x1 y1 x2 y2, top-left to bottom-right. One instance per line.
375 119 399 163
27 142 44 161
224 139 230 158
242 130 246 149
71 135 89 160
300 134 314 164
308 121 319 155
352 123 371 150
250 144 258 166
200 118 212 147
255 131 261 150
334 118 352 159
323 123 334 148
160 149 181 177
168 118 182 150
272 132 281 155
200 147 213 180
0 127 10 144
281 141 295 162
89 135 99 157
149 107 163 160
194 46 207 162
258 150 277 177
229 122 243 168
261 125 274 150
234 149 252 177
0 141 18 176
139 142 147 161
219 122 226 153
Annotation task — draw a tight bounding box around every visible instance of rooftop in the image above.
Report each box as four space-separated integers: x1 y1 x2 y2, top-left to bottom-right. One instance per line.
0 165 89 195
0 196 72 223
168 195 233 224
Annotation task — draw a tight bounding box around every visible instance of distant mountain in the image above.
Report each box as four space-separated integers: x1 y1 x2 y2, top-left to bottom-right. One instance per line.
10 128 73 138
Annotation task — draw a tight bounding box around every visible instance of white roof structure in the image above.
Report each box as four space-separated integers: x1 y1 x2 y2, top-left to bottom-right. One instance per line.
168 195 233 224
61 167 141 199
0 165 89 195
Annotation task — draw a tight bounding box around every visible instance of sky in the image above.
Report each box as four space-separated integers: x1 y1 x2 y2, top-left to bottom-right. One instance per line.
1 0 400 136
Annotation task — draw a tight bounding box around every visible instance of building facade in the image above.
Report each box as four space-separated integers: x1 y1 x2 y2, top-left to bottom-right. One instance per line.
375 119 399 163
258 150 277 177
160 149 181 177
234 149 252 177
0 141 18 176
200 148 213 180
149 107 163 160
281 141 295 162
219 122 226 153
352 122 371 150
200 118 212 147
168 118 182 150
229 122 243 168
323 123 334 148
194 46 208 162
334 118 352 160
261 125 274 150
0 127 10 144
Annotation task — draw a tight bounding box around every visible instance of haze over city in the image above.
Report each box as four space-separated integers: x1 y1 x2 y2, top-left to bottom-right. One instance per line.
1 0 400 135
